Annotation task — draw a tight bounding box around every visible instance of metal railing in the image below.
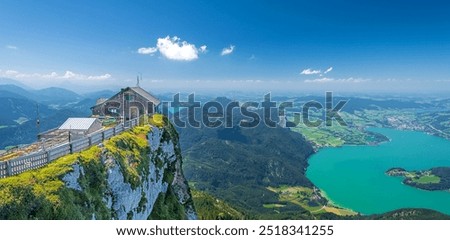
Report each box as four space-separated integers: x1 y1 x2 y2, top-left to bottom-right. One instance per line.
0 118 139 178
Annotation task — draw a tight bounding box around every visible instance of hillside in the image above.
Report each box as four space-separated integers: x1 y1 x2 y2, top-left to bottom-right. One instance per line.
176 97 315 218
363 208 450 220
0 121 196 220
191 189 246 220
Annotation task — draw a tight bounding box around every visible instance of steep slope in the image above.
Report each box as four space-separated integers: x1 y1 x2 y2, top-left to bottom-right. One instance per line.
176 97 315 218
191 189 246 220
0 122 196 220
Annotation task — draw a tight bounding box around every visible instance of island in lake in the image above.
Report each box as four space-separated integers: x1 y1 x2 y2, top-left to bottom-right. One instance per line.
386 167 450 191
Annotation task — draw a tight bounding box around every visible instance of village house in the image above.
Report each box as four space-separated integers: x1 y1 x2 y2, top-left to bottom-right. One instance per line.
91 86 161 121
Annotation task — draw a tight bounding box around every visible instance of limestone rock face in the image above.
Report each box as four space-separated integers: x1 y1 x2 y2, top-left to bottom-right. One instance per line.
62 125 197 220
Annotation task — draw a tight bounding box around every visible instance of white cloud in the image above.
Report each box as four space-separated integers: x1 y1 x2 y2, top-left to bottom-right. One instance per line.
324 67 333 74
6 45 18 50
5 70 19 75
88 73 112 80
300 67 333 76
221 45 235 56
304 77 333 83
138 36 206 61
300 68 321 75
43 72 59 78
157 36 199 61
199 45 207 53
304 77 367 83
137 47 157 55
62 71 77 79
0 69 112 81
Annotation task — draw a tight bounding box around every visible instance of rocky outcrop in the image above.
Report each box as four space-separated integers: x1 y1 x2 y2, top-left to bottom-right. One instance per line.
65 124 196 220
0 122 196 220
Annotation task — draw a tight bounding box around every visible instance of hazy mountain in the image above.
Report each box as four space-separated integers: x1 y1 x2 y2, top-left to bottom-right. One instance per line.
0 84 83 106
0 90 28 100
0 95 52 126
82 90 115 100
287 96 431 113
33 87 83 105
0 83 91 148
0 78 31 89
0 84 38 100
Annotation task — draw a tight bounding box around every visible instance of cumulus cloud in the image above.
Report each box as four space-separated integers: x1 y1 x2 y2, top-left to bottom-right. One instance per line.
6 45 18 50
221 45 235 56
157 36 200 61
0 69 112 81
137 47 157 55
138 36 206 61
300 68 321 75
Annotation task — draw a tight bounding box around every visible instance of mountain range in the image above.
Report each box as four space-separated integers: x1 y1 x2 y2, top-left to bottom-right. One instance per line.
0 79 115 149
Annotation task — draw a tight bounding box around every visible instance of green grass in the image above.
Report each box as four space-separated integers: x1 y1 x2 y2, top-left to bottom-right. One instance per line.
0 125 155 219
414 175 441 184
266 186 357 216
148 114 165 128
263 203 286 209
191 189 245 220
294 126 345 147
104 125 151 189
0 146 110 219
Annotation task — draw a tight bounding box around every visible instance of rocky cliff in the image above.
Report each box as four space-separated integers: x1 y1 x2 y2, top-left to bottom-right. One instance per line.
0 121 196 220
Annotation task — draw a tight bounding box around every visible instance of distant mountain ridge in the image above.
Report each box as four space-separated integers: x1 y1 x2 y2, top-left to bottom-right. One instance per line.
0 82 114 149
0 84 82 106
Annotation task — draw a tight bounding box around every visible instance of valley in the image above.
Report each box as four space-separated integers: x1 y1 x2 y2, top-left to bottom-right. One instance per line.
177 94 450 219
2 79 450 219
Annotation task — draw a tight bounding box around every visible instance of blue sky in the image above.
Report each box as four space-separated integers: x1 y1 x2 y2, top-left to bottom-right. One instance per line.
1 0 450 94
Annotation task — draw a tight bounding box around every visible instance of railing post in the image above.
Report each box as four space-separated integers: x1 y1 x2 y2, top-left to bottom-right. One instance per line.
6 160 12 177
46 150 51 163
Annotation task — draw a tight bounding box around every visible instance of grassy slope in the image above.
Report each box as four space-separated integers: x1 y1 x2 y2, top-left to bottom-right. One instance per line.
266 186 357 217
191 189 245 220
0 125 152 219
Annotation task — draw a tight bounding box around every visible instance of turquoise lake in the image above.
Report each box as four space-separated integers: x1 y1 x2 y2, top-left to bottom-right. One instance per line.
306 128 450 215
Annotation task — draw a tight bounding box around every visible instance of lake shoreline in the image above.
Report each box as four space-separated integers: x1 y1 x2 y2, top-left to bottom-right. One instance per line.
306 127 450 216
